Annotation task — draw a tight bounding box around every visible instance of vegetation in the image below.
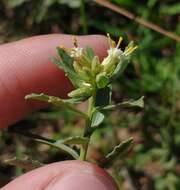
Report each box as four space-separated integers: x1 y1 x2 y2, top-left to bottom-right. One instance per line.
0 0 179 189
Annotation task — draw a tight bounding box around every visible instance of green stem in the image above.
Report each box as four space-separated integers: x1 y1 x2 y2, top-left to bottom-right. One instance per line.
79 143 88 161
79 90 96 161
80 0 88 34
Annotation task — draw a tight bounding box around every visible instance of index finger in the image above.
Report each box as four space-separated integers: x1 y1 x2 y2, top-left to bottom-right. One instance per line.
0 34 108 128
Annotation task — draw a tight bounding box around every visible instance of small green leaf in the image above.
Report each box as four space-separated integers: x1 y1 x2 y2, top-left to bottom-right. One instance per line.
103 96 144 110
56 136 89 145
95 86 111 107
122 96 144 108
90 110 105 128
35 139 79 160
106 138 133 158
25 93 87 118
52 57 82 88
86 46 95 60
51 47 83 87
103 138 133 167
10 128 79 160
57 47 74 69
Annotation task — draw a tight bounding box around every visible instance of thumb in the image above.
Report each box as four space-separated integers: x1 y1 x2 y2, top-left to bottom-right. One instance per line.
1 161 118 190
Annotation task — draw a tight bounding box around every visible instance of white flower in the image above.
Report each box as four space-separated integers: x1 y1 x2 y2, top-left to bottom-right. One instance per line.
70 47 83 58
102 34 137 76
107 48 123 58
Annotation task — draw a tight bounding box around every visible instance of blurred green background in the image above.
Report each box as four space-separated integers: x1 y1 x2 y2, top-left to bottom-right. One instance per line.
0 0 180 189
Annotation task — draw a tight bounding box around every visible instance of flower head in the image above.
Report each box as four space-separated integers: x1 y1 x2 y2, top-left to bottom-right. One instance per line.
101 34 137 77
70 47 83 58
68 36 83 58
56 34 137 101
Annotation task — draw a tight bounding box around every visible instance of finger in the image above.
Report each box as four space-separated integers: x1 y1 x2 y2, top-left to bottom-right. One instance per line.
0 34 108 128
1 160 118 190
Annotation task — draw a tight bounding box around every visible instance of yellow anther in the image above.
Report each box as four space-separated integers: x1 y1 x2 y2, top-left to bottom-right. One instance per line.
117 36 123 48
126 45 138 54
126 46 133 52
107 33 113 47
107 33 118 48
111 40 116 48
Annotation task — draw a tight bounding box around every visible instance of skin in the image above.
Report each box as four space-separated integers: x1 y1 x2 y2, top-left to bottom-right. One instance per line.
0 34 118 190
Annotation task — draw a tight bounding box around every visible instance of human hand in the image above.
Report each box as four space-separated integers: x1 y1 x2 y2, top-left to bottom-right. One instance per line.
0 34 118 190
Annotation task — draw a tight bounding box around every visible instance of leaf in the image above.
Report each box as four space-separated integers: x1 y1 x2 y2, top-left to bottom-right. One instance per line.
25 93 87 118
86 46 95 60
90 110 105 128
122 96 144 108
51 47 83 87
9 128 79 160
52 57 81 88
35 138 79 160
95 86 112 107
103 138 133 167
106 138 133 159
103 96 144 110
56 136 89 145
57 47 74 69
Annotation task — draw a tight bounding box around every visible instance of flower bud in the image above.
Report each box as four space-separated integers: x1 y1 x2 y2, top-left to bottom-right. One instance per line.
68 84 93 100
102 57 117 76
73 62 90 81
82 66 92 78
91 56 101 75
70 47 83 58
96 72 109 89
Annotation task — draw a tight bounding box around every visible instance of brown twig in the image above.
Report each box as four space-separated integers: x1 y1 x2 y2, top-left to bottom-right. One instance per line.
3 157 43 171
93 0 180 42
